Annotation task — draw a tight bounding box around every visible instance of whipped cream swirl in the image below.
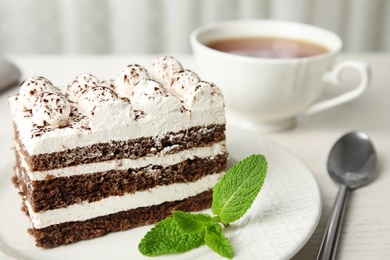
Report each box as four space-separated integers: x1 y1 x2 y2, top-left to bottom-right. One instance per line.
151 56 183 86
130 79 181 114
169 70 200 99
78 86 117 115
68 73 100 102
32 92 71 127
19 76 58 110
114 64 150 98
184 81 224 110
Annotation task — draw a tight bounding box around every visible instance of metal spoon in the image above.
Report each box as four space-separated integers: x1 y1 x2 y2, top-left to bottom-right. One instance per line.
317 131 377 260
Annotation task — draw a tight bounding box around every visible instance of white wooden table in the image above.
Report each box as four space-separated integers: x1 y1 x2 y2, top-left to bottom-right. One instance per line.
1 54 389 259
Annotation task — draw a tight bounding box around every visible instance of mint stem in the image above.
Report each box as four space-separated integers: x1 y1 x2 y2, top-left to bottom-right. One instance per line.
212 215 221 223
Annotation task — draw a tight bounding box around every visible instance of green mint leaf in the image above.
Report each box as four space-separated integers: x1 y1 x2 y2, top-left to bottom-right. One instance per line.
172 211 213 232
138 217 205 256
204 223 234 259
212 154 267 224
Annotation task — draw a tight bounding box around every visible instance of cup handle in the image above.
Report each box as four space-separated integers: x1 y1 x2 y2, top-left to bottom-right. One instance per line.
304 61 371 115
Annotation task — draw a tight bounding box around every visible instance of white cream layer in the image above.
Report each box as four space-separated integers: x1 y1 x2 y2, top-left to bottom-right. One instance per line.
17 141 226 181
9 96 225 155
26 172 223 229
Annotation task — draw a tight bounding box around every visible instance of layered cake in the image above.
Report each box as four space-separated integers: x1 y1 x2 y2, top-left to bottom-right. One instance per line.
9 56 227 248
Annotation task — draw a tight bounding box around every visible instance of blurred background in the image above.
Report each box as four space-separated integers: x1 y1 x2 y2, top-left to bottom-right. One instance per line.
0 0 389 55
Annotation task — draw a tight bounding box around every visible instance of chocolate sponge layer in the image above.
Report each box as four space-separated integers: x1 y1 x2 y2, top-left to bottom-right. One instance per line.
28 189 213 248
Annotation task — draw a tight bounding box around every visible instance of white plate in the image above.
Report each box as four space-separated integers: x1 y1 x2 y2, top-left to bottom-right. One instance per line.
0 125 321 260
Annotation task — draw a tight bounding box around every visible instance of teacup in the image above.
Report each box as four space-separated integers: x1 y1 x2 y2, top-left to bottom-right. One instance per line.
190 20 370 132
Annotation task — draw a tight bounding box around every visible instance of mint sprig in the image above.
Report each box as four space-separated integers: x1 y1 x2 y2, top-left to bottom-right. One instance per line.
138 154 268 259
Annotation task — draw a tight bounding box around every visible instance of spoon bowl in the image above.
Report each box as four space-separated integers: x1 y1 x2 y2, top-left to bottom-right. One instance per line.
318 131 377 260
327 131 377 189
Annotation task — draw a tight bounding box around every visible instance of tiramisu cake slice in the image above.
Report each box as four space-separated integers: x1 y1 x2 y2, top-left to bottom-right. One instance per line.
8 56 227 248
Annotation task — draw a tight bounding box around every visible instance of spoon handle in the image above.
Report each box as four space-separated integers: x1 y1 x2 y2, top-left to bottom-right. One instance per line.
318 184 350 260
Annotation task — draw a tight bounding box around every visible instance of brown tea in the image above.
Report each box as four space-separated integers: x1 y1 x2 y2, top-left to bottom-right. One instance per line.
207 36 329 59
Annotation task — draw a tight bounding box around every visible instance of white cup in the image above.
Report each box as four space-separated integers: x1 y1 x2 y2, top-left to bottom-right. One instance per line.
190 20 371 132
